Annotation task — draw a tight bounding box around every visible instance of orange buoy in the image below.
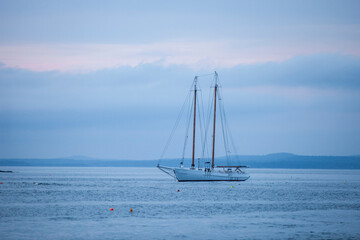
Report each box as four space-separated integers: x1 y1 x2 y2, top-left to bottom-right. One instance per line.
177 189 180 192
130 208 133 213
110 208 114 211
0 182 2 184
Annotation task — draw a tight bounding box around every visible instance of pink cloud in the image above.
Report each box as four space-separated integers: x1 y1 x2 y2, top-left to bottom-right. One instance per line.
0 38 359 72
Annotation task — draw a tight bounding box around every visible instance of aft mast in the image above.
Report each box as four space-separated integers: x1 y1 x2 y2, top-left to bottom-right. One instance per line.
211 71 218 169
191 76 198 169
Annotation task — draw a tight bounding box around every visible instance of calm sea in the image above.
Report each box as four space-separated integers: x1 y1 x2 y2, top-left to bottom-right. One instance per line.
0 167 359 240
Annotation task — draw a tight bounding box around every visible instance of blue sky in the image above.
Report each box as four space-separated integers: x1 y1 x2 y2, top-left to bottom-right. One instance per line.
0 0 359 159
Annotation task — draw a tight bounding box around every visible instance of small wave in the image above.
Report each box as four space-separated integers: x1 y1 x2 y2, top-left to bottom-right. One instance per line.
49 217 77 221
33 182 51 185
32 182 66 186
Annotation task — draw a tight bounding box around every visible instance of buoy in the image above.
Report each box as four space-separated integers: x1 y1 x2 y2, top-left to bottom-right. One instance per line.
130 208 133 213
177 189 180 192
231 186 233 188
110 208 114 211
0 182 2 184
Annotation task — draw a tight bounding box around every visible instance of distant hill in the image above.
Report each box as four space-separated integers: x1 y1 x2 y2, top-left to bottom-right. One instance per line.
0 153 360 169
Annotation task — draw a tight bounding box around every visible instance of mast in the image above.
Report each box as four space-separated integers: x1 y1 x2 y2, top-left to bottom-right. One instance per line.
211 72 218 169
191 76 198 168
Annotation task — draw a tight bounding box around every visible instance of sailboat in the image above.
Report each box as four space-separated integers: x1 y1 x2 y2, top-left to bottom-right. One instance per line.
158 72 250 182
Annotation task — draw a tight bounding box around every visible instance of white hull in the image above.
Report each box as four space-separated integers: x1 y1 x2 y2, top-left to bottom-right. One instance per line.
173 167 250 182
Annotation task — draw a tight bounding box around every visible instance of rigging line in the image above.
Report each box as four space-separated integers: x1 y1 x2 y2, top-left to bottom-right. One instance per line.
159 78 197 165
199 85 210 163
218 93 226 156
158 90 191 163
196 73 214 78
201 82 214 162
197 90 204 167
182 89 194 162
216 73 222 87
225 111 241 163
203 73 217 160
222 89 234 166
198 88 208 168
158 166 176 179
205 77 214 161
219 86 240 165
218 88 231 166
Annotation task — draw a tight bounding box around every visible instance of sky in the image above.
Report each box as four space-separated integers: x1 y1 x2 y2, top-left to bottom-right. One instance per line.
0 0 359 159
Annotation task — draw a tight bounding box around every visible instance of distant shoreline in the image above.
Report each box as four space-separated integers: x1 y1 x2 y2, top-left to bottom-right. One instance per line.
1 153 359 169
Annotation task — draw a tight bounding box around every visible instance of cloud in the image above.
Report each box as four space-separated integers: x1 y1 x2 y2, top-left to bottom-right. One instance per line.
0 54 359 158
0 37 359 72
222 53 360 89
1 53 360 112
1 1 359 74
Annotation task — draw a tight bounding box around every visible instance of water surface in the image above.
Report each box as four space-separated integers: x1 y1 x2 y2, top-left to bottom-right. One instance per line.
1 167 359 239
